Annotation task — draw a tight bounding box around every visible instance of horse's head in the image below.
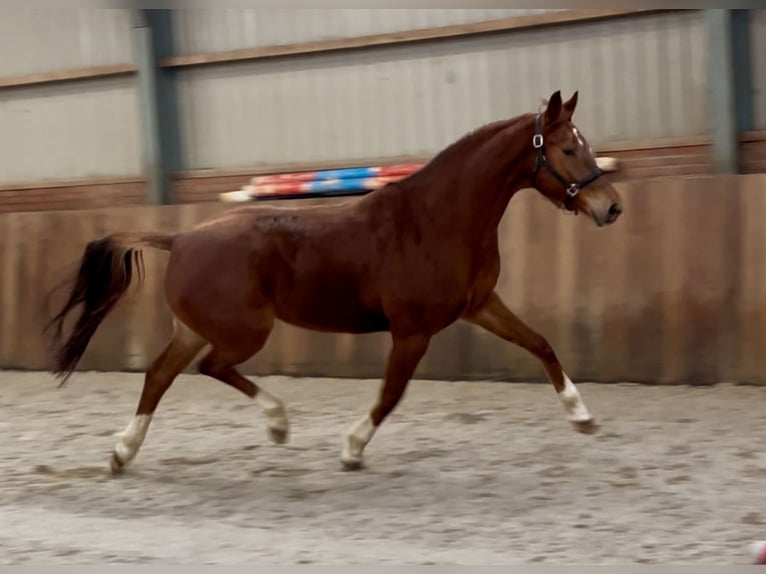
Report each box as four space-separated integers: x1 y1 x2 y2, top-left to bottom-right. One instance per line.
531 90 622 227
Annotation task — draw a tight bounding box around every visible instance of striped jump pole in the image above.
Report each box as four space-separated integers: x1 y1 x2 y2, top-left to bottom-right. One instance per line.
219 158 620 203
251 164 424 186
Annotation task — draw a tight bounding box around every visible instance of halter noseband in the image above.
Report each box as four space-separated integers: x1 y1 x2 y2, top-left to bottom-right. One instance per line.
530 113 603 213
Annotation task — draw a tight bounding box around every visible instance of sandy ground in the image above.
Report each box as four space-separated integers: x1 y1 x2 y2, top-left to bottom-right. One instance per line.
0 370 764 564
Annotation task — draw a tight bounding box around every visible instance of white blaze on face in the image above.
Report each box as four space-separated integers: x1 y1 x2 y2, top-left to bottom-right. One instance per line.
571 126 586 149
572 125 601 160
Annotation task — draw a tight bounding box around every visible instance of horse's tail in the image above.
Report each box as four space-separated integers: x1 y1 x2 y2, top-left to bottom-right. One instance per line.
44 231 176 386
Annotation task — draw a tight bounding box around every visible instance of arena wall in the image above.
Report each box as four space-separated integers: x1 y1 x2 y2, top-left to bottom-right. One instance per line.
2 173 764 385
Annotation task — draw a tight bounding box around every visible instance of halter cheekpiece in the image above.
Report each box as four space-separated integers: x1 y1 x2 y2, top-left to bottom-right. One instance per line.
530 113 603 213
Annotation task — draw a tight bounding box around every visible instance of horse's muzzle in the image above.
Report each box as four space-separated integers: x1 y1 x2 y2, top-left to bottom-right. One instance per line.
590 200 623 227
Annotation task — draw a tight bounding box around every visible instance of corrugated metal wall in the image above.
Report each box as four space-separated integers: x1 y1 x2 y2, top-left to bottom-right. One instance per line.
172 9 564 55
0 9 760 184
752 9 766 130
0 9 140 184
176 10 707 171
0 78 141 183
0 9 134 77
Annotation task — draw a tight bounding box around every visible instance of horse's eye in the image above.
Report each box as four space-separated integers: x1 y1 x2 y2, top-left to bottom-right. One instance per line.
563 148 576 156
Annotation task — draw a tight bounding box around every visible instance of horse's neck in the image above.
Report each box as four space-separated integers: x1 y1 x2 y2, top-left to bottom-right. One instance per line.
415 115 535 243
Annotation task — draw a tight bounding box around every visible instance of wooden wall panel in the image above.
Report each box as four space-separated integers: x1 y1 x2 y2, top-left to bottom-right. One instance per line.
2 174 766 385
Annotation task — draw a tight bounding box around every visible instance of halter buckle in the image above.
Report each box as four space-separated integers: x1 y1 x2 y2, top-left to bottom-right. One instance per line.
532 134 544 149
563 184 579 215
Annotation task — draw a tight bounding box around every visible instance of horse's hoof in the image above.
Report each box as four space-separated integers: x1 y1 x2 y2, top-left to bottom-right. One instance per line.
340 457 365 471
572 419 599 435
109 452 125 475
268 426 289 445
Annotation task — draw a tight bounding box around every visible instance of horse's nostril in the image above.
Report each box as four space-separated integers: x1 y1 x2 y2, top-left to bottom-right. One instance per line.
604 202 622 224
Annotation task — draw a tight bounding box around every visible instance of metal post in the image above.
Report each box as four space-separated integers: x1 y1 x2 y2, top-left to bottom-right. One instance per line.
731 9 753 135
705 9 738 174
132 9 181 205
705 9 753 174
132 10 163 204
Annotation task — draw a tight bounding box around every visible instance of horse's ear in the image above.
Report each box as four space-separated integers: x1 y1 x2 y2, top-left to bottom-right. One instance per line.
544 90 562 126
562 90 578 121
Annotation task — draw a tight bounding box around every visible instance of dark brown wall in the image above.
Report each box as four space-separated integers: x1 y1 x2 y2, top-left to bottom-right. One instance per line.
2 174 765 385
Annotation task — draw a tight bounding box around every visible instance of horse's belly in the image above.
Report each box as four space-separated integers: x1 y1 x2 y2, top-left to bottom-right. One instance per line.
276 300 390 334
271 271 388 333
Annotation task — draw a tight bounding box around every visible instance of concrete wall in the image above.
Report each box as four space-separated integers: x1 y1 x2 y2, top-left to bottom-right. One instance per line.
3 174 765 385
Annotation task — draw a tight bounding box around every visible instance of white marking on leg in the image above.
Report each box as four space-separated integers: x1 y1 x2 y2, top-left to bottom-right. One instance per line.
112 414 152 471
558 374 592 423
341 414 377 468
255 389 289 444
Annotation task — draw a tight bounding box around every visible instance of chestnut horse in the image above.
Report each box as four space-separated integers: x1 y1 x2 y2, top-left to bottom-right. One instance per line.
46 90 622 474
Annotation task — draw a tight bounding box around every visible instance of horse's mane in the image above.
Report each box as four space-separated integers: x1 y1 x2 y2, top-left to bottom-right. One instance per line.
394 113 532 188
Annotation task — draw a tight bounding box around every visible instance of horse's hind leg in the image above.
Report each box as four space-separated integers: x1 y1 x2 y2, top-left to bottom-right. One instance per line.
198 351 289 445
111 319 206 474
196 319 289 445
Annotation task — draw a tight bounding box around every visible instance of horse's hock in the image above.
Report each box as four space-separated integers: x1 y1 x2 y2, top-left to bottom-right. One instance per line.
2 173 765 385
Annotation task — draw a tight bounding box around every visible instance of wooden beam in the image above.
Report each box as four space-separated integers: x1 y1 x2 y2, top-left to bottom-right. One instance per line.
160 9 676 69
4 132 754 198
0 175 143 193
597 135 711 153
176 135 714 180
740 130 766 143
0 63 136 90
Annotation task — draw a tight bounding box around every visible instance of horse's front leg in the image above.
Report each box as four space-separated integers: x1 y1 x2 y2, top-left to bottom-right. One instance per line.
341 333 431 470
463 291 597 433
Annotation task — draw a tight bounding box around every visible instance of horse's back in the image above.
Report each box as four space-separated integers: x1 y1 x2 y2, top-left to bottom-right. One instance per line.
165 197 388 330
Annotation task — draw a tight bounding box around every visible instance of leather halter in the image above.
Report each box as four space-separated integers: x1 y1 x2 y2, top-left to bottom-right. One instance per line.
530 113 603 213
